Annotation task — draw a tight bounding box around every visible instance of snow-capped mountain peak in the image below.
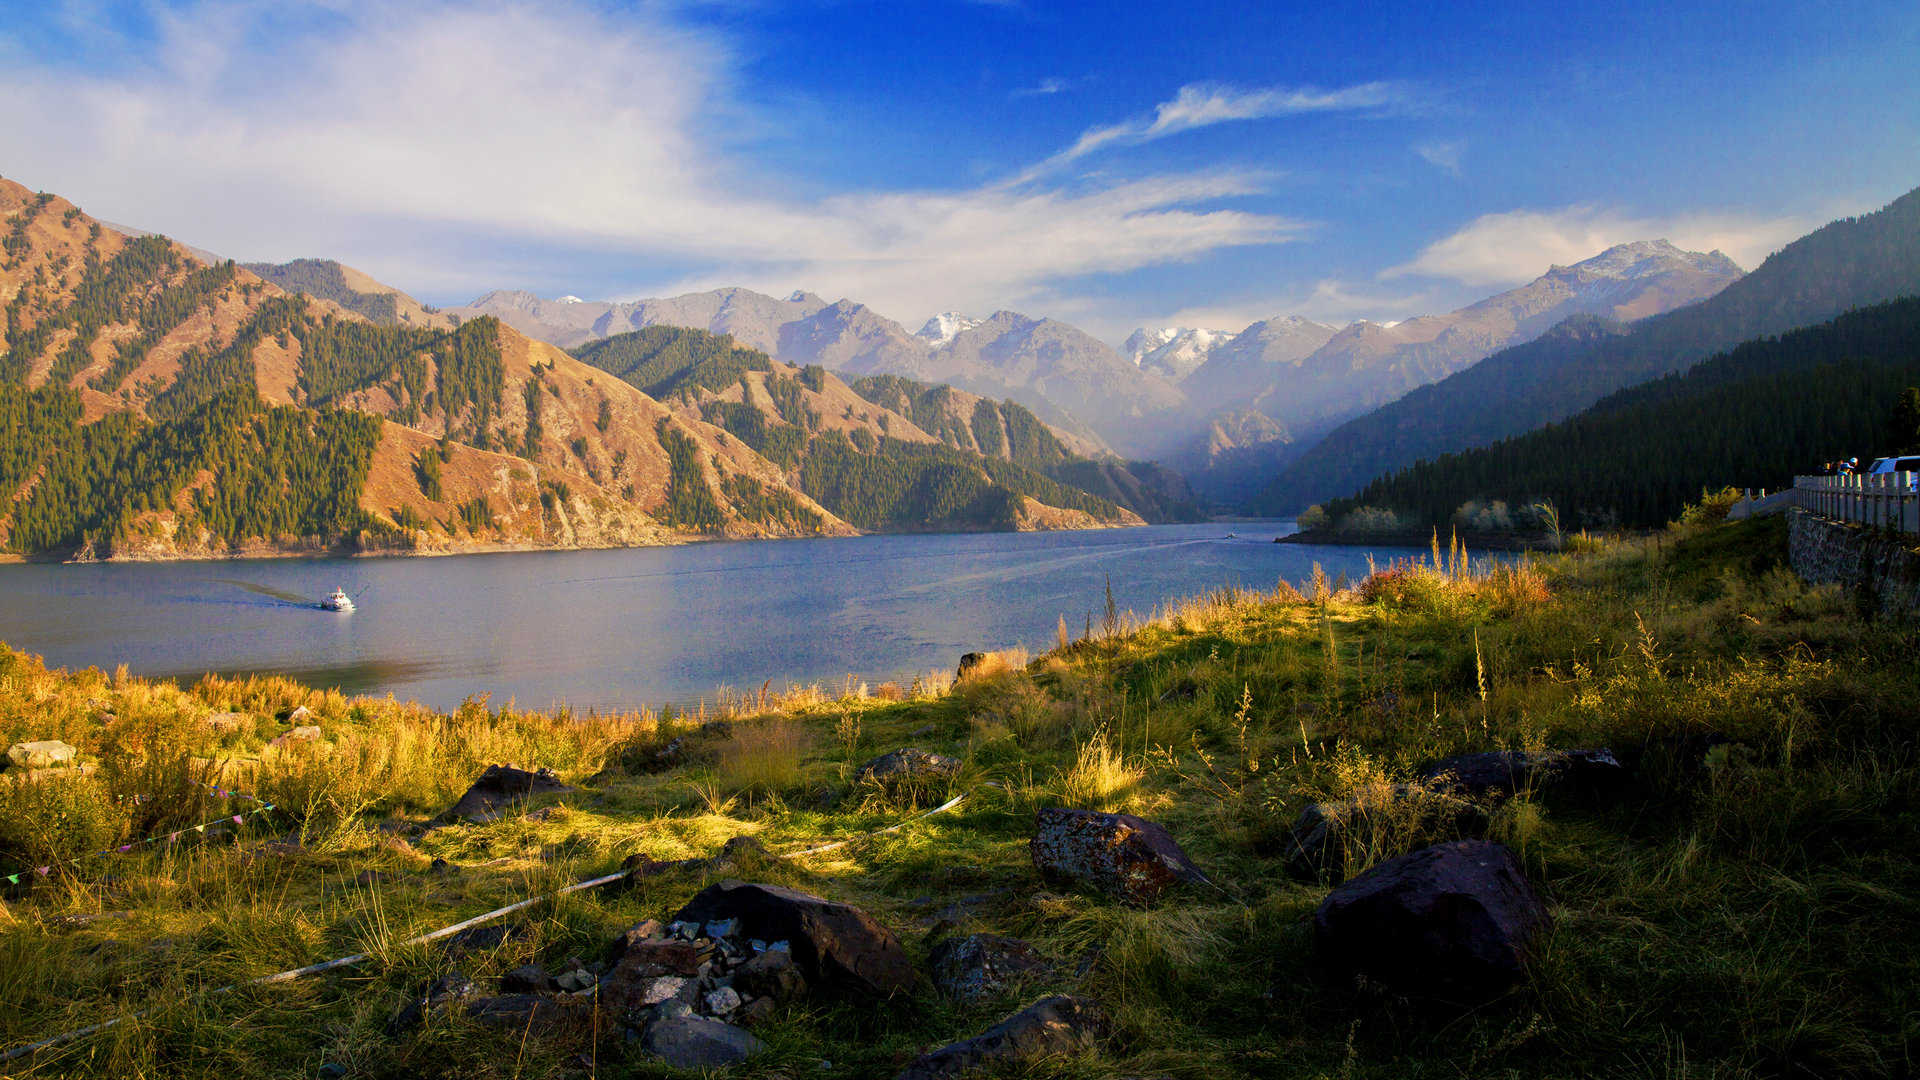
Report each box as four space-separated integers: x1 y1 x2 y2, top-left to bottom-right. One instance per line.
556 295 585 304
915 311 982 348
1121 326 1238 380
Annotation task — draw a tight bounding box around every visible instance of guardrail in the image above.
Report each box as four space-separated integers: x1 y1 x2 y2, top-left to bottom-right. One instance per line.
1793 473 1920 534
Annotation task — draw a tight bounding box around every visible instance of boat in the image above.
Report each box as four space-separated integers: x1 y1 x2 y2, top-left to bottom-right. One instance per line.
321 587 354 612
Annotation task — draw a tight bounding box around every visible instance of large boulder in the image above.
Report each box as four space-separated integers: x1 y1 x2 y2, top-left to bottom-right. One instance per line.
930 934 1051 1004
1418 749 1623 802
857 748 961 786
444 764 573 824
1313 840 1549 1002
1029 808 1207 905
7 740 77 770
673 881 915 998
893 995 1108 1080
640 1016 765 1068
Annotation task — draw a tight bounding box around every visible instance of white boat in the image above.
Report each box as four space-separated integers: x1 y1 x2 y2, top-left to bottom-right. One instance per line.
321 587 354 612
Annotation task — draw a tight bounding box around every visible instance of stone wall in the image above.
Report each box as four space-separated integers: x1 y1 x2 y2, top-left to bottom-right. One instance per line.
1787 509 1920 618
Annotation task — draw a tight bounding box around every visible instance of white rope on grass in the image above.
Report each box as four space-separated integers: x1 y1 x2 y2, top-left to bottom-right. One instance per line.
2 786 979 1064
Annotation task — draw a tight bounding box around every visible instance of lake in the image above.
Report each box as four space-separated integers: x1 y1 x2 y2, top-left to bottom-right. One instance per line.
0 523 1417 713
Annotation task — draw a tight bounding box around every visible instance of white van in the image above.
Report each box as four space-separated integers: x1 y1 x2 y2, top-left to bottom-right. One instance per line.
1866 454 1920 492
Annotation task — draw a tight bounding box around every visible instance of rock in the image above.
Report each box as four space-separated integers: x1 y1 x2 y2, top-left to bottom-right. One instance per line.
1029 808 1208 905
288 705 315 724
1418 749 1624 802
703 918 741 940
386 970 479 1035
466 993 588 1034
1313 840 1550 1003
500 964 553 993
930 934 1051 1004
7 740 78 770
731 948 807 1005
267 726 322 749
640 1016 766 1069
652 998 694 1021
856 748 962 792
703 986 742 1015
734 995 777 1026
611 937 701 976
444 764 574 824
202 712 247 734
893 995 1108 1080
1283 786 1490 882
707 835 771 873
673 880 916 998
553 968 594 993
955 652 988 681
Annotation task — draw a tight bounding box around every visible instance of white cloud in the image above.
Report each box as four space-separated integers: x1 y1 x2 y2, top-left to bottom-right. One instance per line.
0 0 1305 328
1414 138 1464 177
1385 205 1825 286
1018 81 1410 181
1011 75 1084 98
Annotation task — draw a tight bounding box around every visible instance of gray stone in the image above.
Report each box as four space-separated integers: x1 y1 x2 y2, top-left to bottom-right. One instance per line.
733 948 806 1006
1030 808 1207 905
856 748 962 788
1314 839 1550 1003
641 1016 766 1069
674 880 915 998
893 995 1108 1079
652 998 694 1020
499 964 552 993
267 725 322 749
703 918 741 940
955 652 989 681
7 740 77 770
930 934 1051 1004
288 705 315 724
553 968 594 993
703 986 741 1015
443 764 573 824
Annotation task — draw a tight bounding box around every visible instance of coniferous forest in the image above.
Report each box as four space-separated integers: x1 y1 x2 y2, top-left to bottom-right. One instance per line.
1328 297 1920 529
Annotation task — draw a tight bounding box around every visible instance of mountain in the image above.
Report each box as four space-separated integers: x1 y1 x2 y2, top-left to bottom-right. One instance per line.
841 373 1200 522
568 328 1147 531
461 288 1186 457
1328 296 1920 529
450 287 832 354
0 176 1143 560
243 258 460 331
915 312 982 348
1193 241 1743 454
1262 186 1920 513
905 311 1186 458
1122 326 1240 380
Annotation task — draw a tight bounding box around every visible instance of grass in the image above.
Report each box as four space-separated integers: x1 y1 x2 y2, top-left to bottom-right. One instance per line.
0 509 1916 1078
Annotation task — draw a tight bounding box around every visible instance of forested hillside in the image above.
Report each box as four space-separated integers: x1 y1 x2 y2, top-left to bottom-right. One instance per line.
1325 297 1920 529
1260 185 1920 512
571 326 1155 532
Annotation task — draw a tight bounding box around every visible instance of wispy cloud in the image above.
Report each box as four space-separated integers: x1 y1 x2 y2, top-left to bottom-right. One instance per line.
1414 138 1464 177
1013 81 1412 182
1011 75 1084 98
1384 204 1826 286
0 0 1304 327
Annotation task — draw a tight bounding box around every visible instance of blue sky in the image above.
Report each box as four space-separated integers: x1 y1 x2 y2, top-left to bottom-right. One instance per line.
2 0 1916 343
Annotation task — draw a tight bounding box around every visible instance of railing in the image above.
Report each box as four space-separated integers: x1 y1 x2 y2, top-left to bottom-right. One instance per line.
1793 473 1920 534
